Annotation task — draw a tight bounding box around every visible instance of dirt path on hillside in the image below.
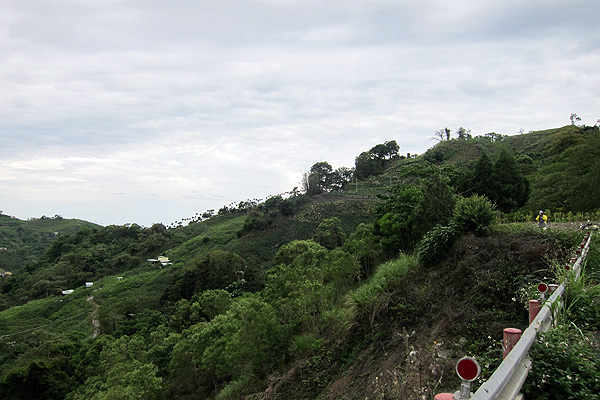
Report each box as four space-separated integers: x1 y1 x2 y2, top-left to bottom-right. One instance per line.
517 221 595 233
86 296 101 338
549 222 591 232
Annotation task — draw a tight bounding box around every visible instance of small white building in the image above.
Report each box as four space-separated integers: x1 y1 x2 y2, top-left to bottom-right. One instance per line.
147 255 173 267
85 282 93 288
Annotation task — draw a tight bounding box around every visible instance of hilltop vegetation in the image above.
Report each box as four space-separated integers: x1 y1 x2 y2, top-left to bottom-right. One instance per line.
0 124 599 399
422 124 600 215
0 213 100 274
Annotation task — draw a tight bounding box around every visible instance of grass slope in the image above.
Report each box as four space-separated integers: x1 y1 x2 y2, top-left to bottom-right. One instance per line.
0 214 101 272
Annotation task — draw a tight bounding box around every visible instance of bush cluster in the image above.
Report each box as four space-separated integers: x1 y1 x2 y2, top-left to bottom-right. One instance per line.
418 195 497 265
524 327 600 399
452 195 498 235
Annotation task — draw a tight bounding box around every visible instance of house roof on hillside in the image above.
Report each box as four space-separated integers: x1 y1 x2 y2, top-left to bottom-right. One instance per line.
147 255 172 266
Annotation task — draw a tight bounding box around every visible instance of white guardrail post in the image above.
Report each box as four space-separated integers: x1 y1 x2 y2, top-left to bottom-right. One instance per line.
467 230 592 400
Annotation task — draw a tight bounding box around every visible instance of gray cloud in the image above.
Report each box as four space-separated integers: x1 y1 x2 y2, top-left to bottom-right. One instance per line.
1 0 599 225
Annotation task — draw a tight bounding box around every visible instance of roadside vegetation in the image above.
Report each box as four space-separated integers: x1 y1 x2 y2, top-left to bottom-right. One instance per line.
523 236 600 399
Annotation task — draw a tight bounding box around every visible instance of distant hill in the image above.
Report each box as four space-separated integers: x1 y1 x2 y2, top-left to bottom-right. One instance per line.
0 213 101 272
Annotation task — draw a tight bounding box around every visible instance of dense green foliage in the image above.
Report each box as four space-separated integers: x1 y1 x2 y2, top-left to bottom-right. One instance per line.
0 223 173 307
313 217 346 250
375 165 455 254
471 150 529 212
166 250 247 301
525 326 600 400
418 194 497 266
529 126 600 212
354 140 400 180
524 239 600 399
417 223 460 266
423 124 600 218
452 194 498 235
0 214 100 272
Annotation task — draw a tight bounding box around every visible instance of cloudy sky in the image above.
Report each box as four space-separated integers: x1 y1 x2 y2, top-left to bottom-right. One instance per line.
1 0 598 226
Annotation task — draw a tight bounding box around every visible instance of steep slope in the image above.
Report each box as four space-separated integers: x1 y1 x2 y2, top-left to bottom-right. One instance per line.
249 227 579 400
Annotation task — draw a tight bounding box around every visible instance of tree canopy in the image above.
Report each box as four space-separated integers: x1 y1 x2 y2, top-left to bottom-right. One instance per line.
471 149 529 213
354 140 400 180
374 166 455 254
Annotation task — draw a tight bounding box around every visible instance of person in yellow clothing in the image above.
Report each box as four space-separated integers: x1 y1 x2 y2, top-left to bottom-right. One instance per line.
536 210 548 229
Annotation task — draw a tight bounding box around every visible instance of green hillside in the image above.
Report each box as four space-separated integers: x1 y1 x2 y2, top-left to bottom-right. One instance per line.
1 125 599 399
0 214 101 273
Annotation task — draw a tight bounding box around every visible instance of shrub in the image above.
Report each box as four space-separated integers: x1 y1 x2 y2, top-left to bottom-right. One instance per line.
452 195 497 235
524 242 600 399
290 333 321 357
216 375 256 400
524 326 600 399
417 223 460 266
346 282 385 331
342 223 384 278
346 255 418 330
372 257 418 289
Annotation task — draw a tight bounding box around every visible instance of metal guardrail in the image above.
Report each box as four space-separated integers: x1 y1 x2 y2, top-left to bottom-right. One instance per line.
470 231 592 400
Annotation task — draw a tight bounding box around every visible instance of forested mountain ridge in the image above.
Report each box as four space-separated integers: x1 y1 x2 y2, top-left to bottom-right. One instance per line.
0 124 599 399
0 213 100 273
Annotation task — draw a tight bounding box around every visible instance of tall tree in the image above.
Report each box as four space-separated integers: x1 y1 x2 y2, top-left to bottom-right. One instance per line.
301 172 321 196
354 151 382 180
456 127 472 140
433 128 451 142
342 223 384 277
354 140 400 180
329 166 354 190
489 150 530 213
309 161 333 192
472 152 494 196
383 140 400 159
413 173 456 233
169 250 246 300
313 217 346 250
433 129 445 142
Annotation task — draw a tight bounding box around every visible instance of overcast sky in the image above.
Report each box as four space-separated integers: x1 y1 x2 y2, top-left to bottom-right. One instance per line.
1 0 599 226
